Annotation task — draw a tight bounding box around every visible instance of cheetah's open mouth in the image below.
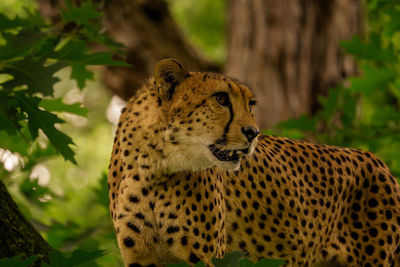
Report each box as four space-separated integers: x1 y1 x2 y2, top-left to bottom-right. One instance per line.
209 144 249 162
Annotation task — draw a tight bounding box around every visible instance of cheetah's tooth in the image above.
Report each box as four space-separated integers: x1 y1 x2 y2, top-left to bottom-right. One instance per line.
229 151 234 157
236 151 243 155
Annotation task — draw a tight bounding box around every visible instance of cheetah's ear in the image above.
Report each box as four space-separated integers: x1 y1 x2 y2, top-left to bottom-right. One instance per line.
154 59 190 101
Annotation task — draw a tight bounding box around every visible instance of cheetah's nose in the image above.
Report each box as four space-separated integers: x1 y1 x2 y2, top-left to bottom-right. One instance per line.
241 126 260 142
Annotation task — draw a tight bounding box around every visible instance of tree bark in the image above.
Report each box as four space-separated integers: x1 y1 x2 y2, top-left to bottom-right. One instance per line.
37 0 218 100
226 0 363 129
0 181 52 263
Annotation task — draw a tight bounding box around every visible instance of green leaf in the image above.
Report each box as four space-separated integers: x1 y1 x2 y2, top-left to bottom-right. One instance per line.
14 92 76 163
367 0 392 12
349 64 396 95
0 14 27 30
70 63 94 89
340 90 357 128
0 29 47 61
276 114 317 132
0 90 26 134
318 86 342 121
384 9 400 37
194 261 206 267
68 249 107 266
46 221 81 249
0 124 31 156
53 40 128 89
0 111 18 134
341 33 396 62
371 105 400 125
20 178 52 204
61 0 102 27
45 250 69 267
166 262 190 267
55 40 129 66
166 261 205 267
40 98 88 117
0 254 37 267
239 258 286 267
93 172 109 207
212 251 246 267
2 58 65 96
41 249 106 267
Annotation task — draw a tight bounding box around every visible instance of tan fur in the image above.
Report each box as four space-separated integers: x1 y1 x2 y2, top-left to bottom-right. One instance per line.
108 59 400 267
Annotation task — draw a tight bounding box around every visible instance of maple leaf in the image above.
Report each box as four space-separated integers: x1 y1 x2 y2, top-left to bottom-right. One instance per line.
39 98 88 117
14 91 76 163
2 58 65 96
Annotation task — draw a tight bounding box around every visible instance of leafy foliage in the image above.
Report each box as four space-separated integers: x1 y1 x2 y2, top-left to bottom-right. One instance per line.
273 0 400 178
0 249 106 267
0 254 38 267
166 252 285 267
0 1 125 266
0 1 127 163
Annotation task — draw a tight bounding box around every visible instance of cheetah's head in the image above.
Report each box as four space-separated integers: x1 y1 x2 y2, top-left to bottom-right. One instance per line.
152 59 259 173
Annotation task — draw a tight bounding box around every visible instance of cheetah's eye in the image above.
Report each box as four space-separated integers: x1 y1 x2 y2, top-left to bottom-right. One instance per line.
214 92 230 107
249 99 257 111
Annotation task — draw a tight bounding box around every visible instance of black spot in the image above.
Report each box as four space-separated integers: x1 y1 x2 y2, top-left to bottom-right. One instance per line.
129 196 140 203
368 198 378 208
168 213 178 219
367 212 377 220
127 222 141 233
167 226 180 234
135 213 145 219
353 222 362 229
181 236 188 246
189 252 201 263
347 255 353 263
256 245 265 252
371 185 379 193
385 210 393 220
124 237 135 247
141 187 149 196
351 231 359 240
365 245 375 255
380 250 387 260
369 228 378 237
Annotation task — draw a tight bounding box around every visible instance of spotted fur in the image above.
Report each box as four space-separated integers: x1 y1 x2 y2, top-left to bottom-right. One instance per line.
108 59 400 267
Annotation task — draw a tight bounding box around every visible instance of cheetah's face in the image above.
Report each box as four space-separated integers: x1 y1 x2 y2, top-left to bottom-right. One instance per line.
155 59 259 172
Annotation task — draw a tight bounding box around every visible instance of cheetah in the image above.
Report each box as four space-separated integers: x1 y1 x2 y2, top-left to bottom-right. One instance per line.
108 59 400 266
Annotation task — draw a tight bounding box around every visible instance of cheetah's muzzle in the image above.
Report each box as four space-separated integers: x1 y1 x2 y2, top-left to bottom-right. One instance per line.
209 144 249 162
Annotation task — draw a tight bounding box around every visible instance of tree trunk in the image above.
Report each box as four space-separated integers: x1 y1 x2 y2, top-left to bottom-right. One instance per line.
101 0 219 100
226 0 363 129
0 181 52 263
38 0 218 100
